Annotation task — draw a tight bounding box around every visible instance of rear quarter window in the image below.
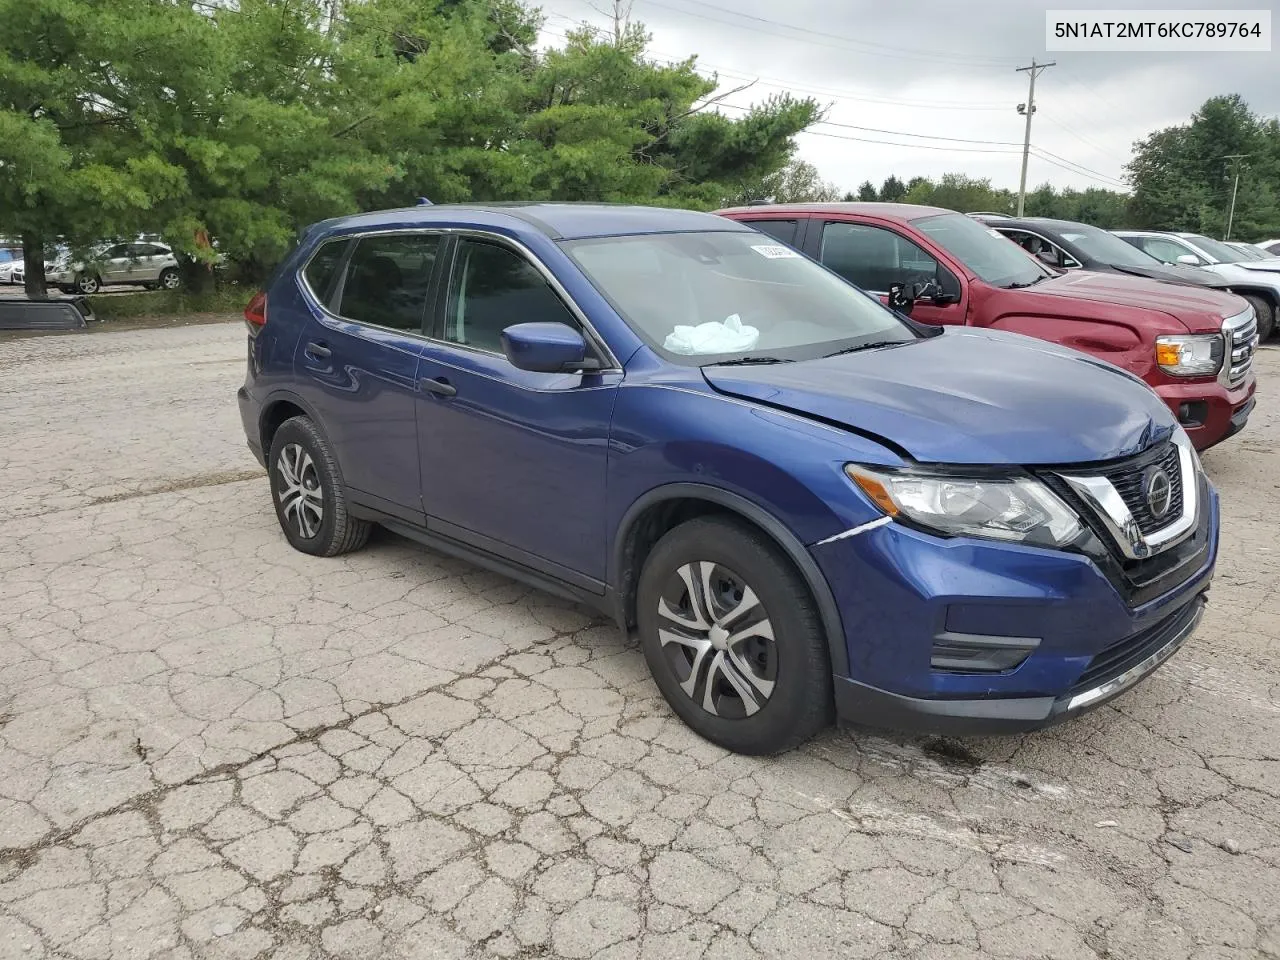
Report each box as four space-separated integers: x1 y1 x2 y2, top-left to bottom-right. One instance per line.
740 219 800 247
302 239 349 305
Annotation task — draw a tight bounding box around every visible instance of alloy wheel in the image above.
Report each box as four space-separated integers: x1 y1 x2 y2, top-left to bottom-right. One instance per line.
276 443 324 539
77 275 99 294
656 561 777 718
160 271 181 290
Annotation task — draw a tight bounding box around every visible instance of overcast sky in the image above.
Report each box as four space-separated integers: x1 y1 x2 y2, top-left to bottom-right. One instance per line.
539 0 1279 194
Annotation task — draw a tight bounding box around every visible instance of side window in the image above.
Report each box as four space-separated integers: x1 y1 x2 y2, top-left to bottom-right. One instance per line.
1142 237 1194 264
336 234 439 331
741 219 799 247
131 243 163 257
820 222 938 292
445 239 578 354
303 239 348 304
102 243 130 260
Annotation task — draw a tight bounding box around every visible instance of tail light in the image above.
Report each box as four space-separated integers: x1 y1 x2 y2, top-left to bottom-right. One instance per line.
244 291 267 334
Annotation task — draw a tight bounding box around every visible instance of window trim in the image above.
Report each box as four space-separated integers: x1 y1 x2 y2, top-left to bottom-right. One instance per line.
993 227 1081 269
432 229 622 373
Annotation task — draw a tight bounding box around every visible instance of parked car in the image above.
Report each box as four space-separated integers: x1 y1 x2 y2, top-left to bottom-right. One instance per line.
1258 239 1280 256
719 204 1257 451
0 247 21 284
238 203 1217 752
1225 241 1272 261
973 215 1230 290
1114 231 1280 341
45 241 182 294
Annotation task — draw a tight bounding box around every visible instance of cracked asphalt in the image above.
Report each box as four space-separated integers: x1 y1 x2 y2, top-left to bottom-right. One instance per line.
1 322 1278 960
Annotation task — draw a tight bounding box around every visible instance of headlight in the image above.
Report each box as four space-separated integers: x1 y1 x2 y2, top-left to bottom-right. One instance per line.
1156 334 1222 377
845 466 1084 548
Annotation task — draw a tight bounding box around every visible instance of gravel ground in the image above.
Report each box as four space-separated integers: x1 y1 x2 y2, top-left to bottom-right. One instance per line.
0 322 1277 960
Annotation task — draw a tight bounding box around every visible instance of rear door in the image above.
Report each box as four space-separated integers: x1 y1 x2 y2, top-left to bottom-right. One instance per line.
293 231 445 523
809 219 967 326
415 235 620 587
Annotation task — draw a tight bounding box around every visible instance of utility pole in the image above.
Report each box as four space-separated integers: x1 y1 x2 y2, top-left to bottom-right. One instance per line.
1015 59 1055 217
1223 154 1249 240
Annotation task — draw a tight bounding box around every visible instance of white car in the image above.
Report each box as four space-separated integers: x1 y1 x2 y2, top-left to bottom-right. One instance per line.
1113 230 1279 341
45 241 182 294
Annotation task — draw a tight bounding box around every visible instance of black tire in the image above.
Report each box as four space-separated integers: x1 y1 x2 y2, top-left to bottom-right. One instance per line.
75 273 100 295
1241 294 1274 342
636 516 834 755
158 267 181 290
267 416 371 557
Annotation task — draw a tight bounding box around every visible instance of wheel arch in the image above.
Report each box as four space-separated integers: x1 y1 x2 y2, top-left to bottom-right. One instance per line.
258 390 325 462
611 483 850 680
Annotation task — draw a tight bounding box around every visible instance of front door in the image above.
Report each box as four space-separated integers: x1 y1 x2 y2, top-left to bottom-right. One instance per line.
812 219 967 326
416 236 619 587
293 231 444 523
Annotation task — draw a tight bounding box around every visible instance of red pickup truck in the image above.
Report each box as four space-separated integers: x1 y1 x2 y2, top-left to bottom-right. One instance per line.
717 203 1258 451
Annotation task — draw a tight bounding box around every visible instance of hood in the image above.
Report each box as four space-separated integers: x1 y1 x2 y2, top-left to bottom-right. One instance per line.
1017 270 1244 332
1108 262 1228 288
701 329 1174 465
1233 257 1280 273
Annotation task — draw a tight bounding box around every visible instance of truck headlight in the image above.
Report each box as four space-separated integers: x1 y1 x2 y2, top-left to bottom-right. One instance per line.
845 466 1085 549
1156 334 1223 377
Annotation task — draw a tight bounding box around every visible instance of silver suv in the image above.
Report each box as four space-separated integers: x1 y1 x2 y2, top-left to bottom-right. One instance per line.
46 241 181 295
1114 230 1279 341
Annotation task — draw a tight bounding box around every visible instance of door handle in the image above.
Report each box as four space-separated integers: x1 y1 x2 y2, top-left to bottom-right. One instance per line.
419 377 456 398
304 341 331 360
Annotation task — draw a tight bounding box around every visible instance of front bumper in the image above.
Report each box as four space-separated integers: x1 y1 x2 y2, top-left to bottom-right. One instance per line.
1155 374 1255 450
812 482 1218 735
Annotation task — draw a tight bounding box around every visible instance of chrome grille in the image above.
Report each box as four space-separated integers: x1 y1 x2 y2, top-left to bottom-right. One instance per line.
1220 308 1258 387
1101 443 1183 536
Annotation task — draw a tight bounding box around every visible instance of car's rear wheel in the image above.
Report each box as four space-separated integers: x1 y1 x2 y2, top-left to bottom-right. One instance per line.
1241 294 1274 342
158 268 181 290
636 516 833 754
75 273 100 295
267 416 370 557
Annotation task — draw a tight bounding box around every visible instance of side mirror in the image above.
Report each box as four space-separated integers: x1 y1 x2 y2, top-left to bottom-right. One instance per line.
887 282 916 314
501 322 598 373
1176 254 1201 266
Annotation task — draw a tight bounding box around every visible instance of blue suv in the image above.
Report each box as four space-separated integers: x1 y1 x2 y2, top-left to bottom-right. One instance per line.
238 204 1217 754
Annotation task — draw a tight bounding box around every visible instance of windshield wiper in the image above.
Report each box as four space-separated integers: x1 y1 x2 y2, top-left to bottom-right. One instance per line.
706 356 795 366
1005 275 1051 289
823 340 910 357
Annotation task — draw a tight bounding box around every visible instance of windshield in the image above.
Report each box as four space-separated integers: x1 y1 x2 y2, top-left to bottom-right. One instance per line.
561 231 914 364
1230 243 1266 260
914 213 1050 288
1185 234 1247 263
1058 224 1162 268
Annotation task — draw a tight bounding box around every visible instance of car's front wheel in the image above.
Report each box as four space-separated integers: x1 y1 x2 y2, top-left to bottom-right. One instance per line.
267 416 371 557
75 273 100 295
636 516 834 754
1240 294 1274 342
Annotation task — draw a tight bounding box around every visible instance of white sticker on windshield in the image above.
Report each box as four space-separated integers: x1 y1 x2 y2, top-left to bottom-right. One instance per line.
751 244 800 259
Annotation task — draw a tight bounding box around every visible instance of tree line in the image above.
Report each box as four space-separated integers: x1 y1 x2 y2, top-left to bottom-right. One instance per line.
751 95 1280 241
1 0 818 296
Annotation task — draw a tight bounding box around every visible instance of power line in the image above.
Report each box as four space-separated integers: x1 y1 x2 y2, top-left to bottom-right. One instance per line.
623 0 1019 69
633 0 1021 65
1040 114 1131 166
1028 148 1128 189
1030 145 1126 186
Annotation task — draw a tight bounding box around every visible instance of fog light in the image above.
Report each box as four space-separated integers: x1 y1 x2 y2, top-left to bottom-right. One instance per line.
931 632 1040 673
